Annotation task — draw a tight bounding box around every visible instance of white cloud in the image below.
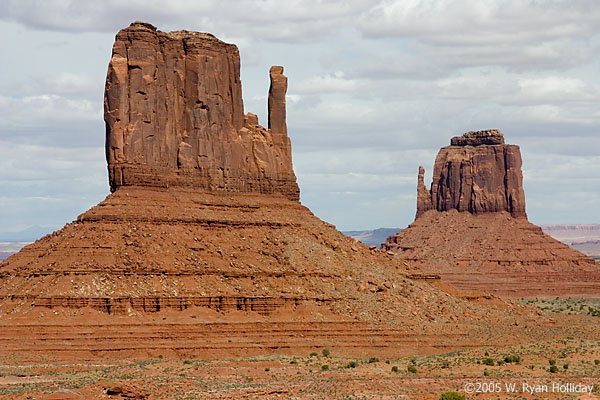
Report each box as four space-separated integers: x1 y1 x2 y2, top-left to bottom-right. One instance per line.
295 72 360 94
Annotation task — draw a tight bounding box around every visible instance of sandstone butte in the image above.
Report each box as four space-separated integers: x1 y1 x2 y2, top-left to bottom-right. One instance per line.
0 22 597 370
383 129 600 297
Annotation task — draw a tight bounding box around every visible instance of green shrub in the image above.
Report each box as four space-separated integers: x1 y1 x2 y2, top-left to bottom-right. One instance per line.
549 359 557 366
309 352 318 357
391 366 399 373
549 365 559 373
385 360 391 364
440 391 466 400
321 365 329 371
504 354 521 363
346 361 358 368
483 369 489 376
264 367 270 372
368 357 379 363
594 359 600 365
482 358 495 366
183 360 192 365
322 349 331 357
563 364 569 370
407 365 417 374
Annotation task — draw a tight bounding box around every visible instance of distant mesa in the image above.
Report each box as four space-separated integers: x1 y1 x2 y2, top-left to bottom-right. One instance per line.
384 129 600 298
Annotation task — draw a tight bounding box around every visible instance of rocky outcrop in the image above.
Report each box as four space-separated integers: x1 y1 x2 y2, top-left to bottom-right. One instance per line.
416 129 526 218
104 22 299 200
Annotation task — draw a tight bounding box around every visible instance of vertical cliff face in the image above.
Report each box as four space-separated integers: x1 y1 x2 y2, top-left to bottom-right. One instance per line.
416 129 526 218
104 21 299 200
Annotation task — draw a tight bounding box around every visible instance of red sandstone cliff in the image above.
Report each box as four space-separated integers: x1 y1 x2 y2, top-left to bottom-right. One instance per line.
417 129 526 218
105 22 299 200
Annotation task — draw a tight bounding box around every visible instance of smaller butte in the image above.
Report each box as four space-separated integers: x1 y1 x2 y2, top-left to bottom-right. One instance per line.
384 130 600 298
416 129 526 219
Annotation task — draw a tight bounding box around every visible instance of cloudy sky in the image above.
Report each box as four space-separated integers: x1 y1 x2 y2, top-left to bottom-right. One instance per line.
1 0 599 239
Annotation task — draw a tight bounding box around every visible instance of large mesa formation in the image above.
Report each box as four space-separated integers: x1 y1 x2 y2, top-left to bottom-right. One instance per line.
384 130 600 297
105 22 299 200
0 23 581 364
0 22 541 360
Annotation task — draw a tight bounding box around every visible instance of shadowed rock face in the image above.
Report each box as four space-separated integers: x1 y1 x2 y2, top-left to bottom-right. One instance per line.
104 21 299 200
417 129 526 218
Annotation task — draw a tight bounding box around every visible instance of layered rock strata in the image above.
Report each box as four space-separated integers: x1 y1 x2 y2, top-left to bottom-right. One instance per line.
383 211 600 297
417 129 526 218
105 22 299 200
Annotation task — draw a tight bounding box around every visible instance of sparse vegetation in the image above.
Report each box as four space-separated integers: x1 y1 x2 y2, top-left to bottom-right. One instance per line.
483 358 495 366
440 391 466 400
518 297 600 316
321 349 330 357
3 336 600 398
